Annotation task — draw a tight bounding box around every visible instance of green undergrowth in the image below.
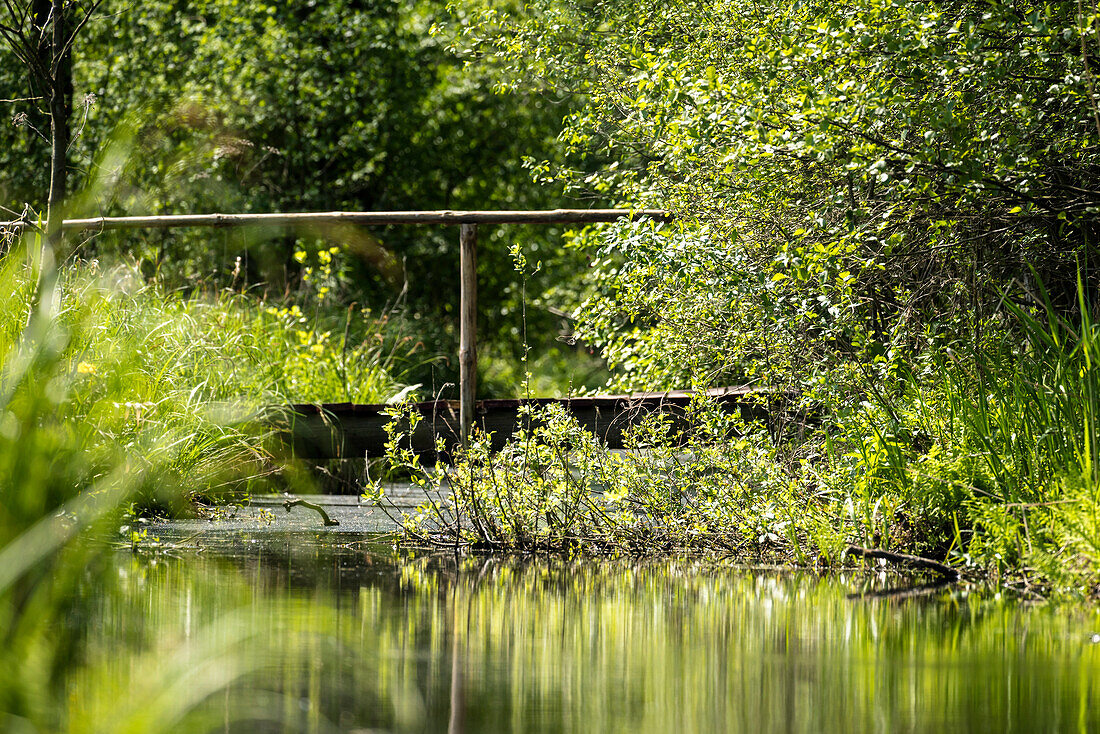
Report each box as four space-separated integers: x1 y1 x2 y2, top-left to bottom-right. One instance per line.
368 398 848 563
0 236 431 729
73 267 420 409
368 283 1100 598
0 253 264 514
0 244 422 507
0 240 251 730
840 277 1100 597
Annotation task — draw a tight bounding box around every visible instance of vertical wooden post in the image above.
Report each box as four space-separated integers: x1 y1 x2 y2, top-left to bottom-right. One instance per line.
448 588 466 734
459 223 478 445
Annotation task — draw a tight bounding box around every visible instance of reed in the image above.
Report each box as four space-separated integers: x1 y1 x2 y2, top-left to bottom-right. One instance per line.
825 272 1100 590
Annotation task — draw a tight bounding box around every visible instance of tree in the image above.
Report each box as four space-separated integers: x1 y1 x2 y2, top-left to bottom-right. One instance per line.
0 0 100 247
474 0 1100 393
0 0 601 392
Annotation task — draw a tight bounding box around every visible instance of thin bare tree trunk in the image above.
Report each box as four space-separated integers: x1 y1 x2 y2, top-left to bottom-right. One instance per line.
45 0 69 252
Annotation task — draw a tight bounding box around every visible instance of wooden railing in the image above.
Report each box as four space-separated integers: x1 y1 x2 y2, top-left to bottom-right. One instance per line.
1 209 671 442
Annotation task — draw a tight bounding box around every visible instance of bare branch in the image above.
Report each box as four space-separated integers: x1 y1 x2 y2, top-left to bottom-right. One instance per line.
59 0 101 57
67 92 94 150
0 1 51 86
2 0 35 30
0 0 23 25
0 29 48 84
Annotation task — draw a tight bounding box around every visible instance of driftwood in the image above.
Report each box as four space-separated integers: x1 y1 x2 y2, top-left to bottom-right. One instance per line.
845 544 959 580
283 498 339 527
0 209 672 233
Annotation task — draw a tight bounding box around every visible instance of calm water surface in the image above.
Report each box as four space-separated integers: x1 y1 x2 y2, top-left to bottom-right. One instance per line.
88 529 1100 733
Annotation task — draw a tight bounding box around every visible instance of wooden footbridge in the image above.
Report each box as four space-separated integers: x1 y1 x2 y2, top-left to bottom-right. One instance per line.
4 208 778 459
285 386 777 460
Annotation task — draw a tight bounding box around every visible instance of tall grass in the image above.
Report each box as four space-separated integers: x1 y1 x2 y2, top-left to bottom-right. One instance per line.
69 263 419 407
0 237 239 729
0 233 421 729
822 273 1100 591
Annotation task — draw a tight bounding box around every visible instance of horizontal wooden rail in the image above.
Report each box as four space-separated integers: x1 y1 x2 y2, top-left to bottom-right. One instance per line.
0 207 671 446
0 208 671 233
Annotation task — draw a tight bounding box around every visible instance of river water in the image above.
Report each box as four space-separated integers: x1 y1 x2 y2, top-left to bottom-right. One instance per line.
81 495 1100 733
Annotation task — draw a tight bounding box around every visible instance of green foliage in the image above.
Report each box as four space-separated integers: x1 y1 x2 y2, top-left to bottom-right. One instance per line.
0 238 262 729
51 260 416 424
368 268 1100 593
8 0 1100 596
808 273 1100 590
370 397 838 559
0 0 597 387
0 257 269 509
398 0 1100 592
470 0 1100 389
0 237 416 510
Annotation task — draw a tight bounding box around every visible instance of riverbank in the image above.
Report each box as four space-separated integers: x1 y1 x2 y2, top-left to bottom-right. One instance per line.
367 317 1100 600
3 246 1095 599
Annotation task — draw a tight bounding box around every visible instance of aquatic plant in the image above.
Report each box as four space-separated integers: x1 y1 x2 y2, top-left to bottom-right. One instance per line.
827 272 1100 594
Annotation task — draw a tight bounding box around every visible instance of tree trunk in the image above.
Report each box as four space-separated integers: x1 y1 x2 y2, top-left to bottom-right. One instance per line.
45 0 70 253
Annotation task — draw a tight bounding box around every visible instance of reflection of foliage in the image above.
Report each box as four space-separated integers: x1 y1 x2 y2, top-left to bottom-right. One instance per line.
76 548 1100 732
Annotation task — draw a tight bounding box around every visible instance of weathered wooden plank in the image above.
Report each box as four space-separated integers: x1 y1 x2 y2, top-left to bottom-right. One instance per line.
280 387 784 461
0 209 672 233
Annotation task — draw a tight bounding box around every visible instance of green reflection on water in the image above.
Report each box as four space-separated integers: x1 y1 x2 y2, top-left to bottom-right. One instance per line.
77 537 1100 733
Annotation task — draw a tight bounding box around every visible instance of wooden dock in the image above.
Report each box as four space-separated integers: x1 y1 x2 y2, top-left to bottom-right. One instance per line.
281 386 780 461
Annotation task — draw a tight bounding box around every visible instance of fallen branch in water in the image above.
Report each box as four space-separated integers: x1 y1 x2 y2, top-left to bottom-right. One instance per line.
845 545 959 580
283 498 339 527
